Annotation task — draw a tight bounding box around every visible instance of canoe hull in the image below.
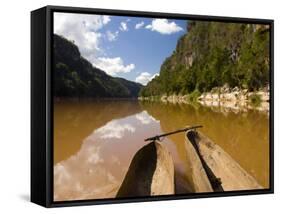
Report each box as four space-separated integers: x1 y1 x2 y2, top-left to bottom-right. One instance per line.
184 134 214 193
116 141 175 197
186 130 263 191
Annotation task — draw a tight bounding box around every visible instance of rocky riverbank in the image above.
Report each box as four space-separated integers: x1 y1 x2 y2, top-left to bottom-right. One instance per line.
197 86 269 113
139 86 270 113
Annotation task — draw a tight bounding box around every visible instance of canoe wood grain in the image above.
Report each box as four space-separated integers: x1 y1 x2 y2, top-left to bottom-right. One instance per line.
186 130 263 191
116 141 175 197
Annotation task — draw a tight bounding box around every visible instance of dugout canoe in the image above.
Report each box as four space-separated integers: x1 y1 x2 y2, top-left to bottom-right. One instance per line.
116 141 175 197
185 130 263 191
183 132 214 193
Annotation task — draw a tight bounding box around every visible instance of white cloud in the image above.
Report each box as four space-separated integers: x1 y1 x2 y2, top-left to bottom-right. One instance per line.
145 19 183 34
54 13 137 78
54 13 111 60
150 73 159 80
135 21 145 29
119 22 128 31
106 30 119 41
102 16 111 24
95 121 136 139
135 72 159 85
93 57 135 76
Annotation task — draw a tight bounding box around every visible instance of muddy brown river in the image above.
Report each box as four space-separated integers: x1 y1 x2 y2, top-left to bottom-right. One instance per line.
53 100 269 201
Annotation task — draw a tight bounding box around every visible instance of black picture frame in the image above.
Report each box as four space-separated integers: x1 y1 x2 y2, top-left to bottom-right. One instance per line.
31 5 274 208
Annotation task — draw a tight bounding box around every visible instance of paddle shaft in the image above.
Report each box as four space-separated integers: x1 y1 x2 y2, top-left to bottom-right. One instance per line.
145 125 203 142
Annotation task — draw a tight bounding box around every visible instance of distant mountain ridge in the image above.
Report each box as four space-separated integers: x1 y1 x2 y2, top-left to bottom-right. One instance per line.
53 34 143 98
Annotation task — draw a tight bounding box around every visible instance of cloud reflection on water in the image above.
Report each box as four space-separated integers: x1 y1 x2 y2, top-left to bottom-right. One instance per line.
54 110 161 201
95 121 136 139
135 110 160 124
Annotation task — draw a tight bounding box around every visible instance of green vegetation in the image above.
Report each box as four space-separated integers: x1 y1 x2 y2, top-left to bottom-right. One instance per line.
140 22 270 97
187 89 201 102
249 93 262 106
53 34 143 98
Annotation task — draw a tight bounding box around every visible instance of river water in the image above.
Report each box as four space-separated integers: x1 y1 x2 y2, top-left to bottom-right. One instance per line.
53 100 269 201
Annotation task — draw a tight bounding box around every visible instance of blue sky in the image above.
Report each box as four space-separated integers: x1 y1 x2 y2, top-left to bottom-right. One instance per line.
54 12 187 85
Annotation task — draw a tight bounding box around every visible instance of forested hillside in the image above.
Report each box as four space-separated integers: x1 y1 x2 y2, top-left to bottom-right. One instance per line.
140 21 270 97
53 34 143 98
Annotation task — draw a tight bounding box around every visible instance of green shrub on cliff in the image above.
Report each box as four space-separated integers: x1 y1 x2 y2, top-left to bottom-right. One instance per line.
187 89 201 102
249 93 262 106
140 21 270 97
